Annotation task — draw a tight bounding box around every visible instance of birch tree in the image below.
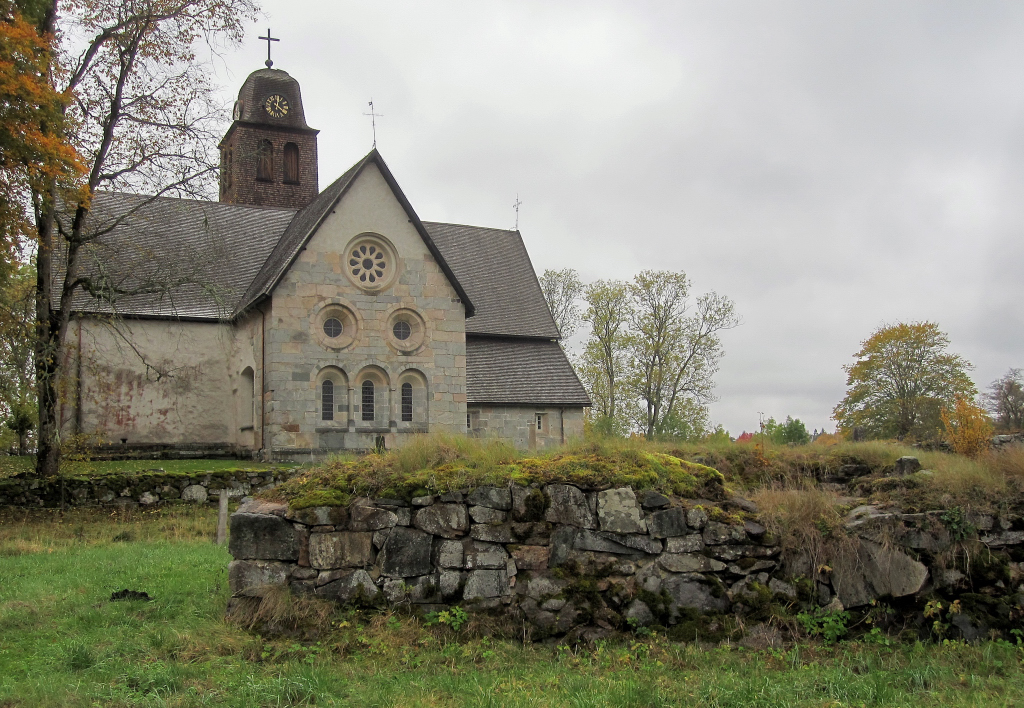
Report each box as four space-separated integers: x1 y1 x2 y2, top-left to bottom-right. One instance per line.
30 0 258 475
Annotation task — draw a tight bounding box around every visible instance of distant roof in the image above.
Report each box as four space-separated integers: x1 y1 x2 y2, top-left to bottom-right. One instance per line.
234 150 473 317
466 337 591 406
57 192 295 319
425 222 560 339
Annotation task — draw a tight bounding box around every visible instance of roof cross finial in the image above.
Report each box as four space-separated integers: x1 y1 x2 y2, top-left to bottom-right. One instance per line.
258 29 279 68
513 193 523 230
363 99 383 149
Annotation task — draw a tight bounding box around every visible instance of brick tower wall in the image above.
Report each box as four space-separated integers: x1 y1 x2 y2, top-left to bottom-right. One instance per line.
220 124 319 210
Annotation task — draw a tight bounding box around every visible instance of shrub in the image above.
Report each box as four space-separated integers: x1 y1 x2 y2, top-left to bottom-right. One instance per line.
942 395 994 458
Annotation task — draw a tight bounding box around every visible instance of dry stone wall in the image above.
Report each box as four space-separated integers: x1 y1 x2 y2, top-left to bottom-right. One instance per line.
228 484 790 638
229 481 1024 642
0 468 299 507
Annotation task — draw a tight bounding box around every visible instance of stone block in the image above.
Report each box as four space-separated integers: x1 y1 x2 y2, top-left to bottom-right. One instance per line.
286 506 350 528
658 553 726 573
665 534 705 554
229 512 300 561
439 570 464 601
511 545 550 571
308 531 374 569
377 526 433 577
573 529 637 555
597 488 648 534
414 504 469 538
463 569 508 600
640 491 671 509
435 539 464 568
545 485 596 529
648 508 689 538
469 505 507 524
348 504 398 531
228 560 291 596
467 486 512 510
549 526 577 567
686 507 708 530
703 521 747 545
465 541 508 569
471 523 516 543
314 569 379 603
512 486 547 522
663 575 730 615
624 599 654 626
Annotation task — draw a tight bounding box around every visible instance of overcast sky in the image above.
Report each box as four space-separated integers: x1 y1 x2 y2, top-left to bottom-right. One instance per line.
211 1 1024 436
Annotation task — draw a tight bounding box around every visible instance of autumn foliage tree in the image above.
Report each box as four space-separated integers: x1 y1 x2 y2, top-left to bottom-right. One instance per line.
941 395 993 457
833 321 976 440
20 0 258 475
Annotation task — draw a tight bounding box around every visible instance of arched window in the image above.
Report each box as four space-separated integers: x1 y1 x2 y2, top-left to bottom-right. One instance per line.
283 142 300 184
321 379 334 421
401 382 413 422
256 139 273 181
361 380 374 421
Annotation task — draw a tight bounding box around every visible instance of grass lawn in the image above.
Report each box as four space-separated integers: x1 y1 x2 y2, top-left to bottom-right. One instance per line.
0 456 293 480
1 507 1024 706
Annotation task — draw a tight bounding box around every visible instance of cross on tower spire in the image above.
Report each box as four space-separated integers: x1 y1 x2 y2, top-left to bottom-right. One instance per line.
258 29 279 68
513 194 523 230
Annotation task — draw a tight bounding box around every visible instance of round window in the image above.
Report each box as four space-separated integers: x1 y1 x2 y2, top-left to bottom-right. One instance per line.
393 321 411 341
323 317 343 338
348 243 387 284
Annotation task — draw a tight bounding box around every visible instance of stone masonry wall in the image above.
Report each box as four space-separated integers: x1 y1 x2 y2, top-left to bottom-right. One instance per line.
468 406 585 451
229 482 1024 642
228 484 789 639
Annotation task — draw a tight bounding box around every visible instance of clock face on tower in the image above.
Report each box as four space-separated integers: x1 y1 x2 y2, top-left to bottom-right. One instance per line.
264 94 289 118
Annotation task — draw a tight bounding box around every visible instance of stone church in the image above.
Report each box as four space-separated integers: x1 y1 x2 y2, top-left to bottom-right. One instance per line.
58 65 590 458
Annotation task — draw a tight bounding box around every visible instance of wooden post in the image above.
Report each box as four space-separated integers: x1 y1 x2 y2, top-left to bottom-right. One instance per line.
217 490 229 545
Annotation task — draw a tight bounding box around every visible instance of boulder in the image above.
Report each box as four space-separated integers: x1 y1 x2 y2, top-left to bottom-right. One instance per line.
229 512 300 561
624 599 655 626
414 504 469 538
467 486 512 510
597 488 647 534
411 495 434 507
139 491 159 505
511 486 547 522
545 485 597 529
648 508 689 538
439 570 464 601
314 569 379 602
180 485 208 503
470 523 517 543
228 559 291 596
893 456 922 476
377 526 433 577
308 531 373 569
830 539 929 608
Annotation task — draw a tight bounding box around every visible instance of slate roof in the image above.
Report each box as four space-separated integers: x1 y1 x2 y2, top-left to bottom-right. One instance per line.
57 192 295 319
425 222 560 339
466 337 591 406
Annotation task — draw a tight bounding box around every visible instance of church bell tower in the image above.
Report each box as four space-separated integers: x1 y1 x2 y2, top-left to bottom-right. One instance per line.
219 57 319 209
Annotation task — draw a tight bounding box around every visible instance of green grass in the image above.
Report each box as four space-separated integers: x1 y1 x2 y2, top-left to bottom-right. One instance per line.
0 455 293 480
1 506 1023 706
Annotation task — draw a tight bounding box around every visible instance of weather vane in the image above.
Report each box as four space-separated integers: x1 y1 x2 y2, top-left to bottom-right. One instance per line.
364 100 383 148
258 28 279 68
513 194 523 230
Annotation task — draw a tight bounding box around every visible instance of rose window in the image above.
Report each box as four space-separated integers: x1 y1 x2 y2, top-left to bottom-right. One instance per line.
349 243 387 285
